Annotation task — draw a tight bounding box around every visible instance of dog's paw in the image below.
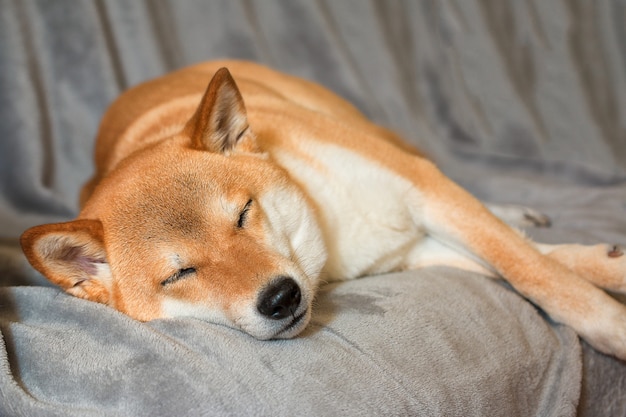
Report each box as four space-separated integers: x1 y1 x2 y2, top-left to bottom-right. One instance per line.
605 244 626 293
486 204 551 228
542 243 626 293
590 244 626 293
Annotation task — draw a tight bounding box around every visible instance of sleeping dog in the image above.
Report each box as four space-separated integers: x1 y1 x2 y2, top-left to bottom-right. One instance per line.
21 60 626 360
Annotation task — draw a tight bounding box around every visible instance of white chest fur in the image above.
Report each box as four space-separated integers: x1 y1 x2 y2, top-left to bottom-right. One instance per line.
273 140 426 280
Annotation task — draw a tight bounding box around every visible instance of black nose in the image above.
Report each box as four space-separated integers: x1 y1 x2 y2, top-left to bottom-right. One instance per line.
257 277 301 320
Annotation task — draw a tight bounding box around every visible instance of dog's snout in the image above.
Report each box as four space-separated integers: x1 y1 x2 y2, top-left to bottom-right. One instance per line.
257 276 301 320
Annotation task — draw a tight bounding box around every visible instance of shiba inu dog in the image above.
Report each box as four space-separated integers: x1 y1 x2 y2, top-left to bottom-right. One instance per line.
20 60 626 360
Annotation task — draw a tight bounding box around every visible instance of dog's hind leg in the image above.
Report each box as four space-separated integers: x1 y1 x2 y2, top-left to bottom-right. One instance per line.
404 159 626 360
536 243 626 293
408 233 626 295
484 204 625 292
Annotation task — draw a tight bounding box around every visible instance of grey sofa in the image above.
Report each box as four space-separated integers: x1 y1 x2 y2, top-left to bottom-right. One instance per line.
1 1 625 415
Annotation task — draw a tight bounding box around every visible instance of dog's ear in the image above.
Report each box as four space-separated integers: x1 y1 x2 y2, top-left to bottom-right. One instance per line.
185 67 254 154
21 219 113 305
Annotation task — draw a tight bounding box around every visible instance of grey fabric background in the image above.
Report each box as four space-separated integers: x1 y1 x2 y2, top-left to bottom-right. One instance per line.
0 1 625 416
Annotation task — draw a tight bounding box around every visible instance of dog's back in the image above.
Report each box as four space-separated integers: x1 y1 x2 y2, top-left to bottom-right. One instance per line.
82 60 419 205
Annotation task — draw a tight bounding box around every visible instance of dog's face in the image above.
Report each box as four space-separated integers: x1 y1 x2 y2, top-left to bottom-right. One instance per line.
21 69 327 339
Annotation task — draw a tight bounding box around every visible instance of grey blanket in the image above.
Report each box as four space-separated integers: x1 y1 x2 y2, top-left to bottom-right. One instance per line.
1 1 625 416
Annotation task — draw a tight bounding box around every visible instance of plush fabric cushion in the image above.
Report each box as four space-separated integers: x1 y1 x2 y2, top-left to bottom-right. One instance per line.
0 268 580 416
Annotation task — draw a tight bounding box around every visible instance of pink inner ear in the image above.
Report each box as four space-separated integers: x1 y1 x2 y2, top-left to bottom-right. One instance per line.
61 245 106 276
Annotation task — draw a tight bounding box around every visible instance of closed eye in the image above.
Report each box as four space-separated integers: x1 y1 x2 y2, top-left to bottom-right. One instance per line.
237 199 253 228
161 267 196 286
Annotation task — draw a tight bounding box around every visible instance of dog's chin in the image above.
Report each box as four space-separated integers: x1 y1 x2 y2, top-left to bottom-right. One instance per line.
249 308 311 341
272 308 311 339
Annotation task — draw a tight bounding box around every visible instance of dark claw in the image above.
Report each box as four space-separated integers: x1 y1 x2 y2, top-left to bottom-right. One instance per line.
524 212 551 228
608 245 624 258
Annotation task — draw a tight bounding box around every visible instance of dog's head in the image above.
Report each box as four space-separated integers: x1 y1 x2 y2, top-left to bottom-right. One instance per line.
21 68 327 339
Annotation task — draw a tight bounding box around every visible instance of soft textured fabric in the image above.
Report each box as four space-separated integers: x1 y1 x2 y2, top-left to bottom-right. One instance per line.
0 269 581 416
1 1 625 416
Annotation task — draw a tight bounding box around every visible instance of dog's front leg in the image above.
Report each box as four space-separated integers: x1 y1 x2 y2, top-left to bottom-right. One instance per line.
409 159 626 360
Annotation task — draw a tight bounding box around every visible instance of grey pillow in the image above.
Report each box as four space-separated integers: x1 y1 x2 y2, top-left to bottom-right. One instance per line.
0 267 580 416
